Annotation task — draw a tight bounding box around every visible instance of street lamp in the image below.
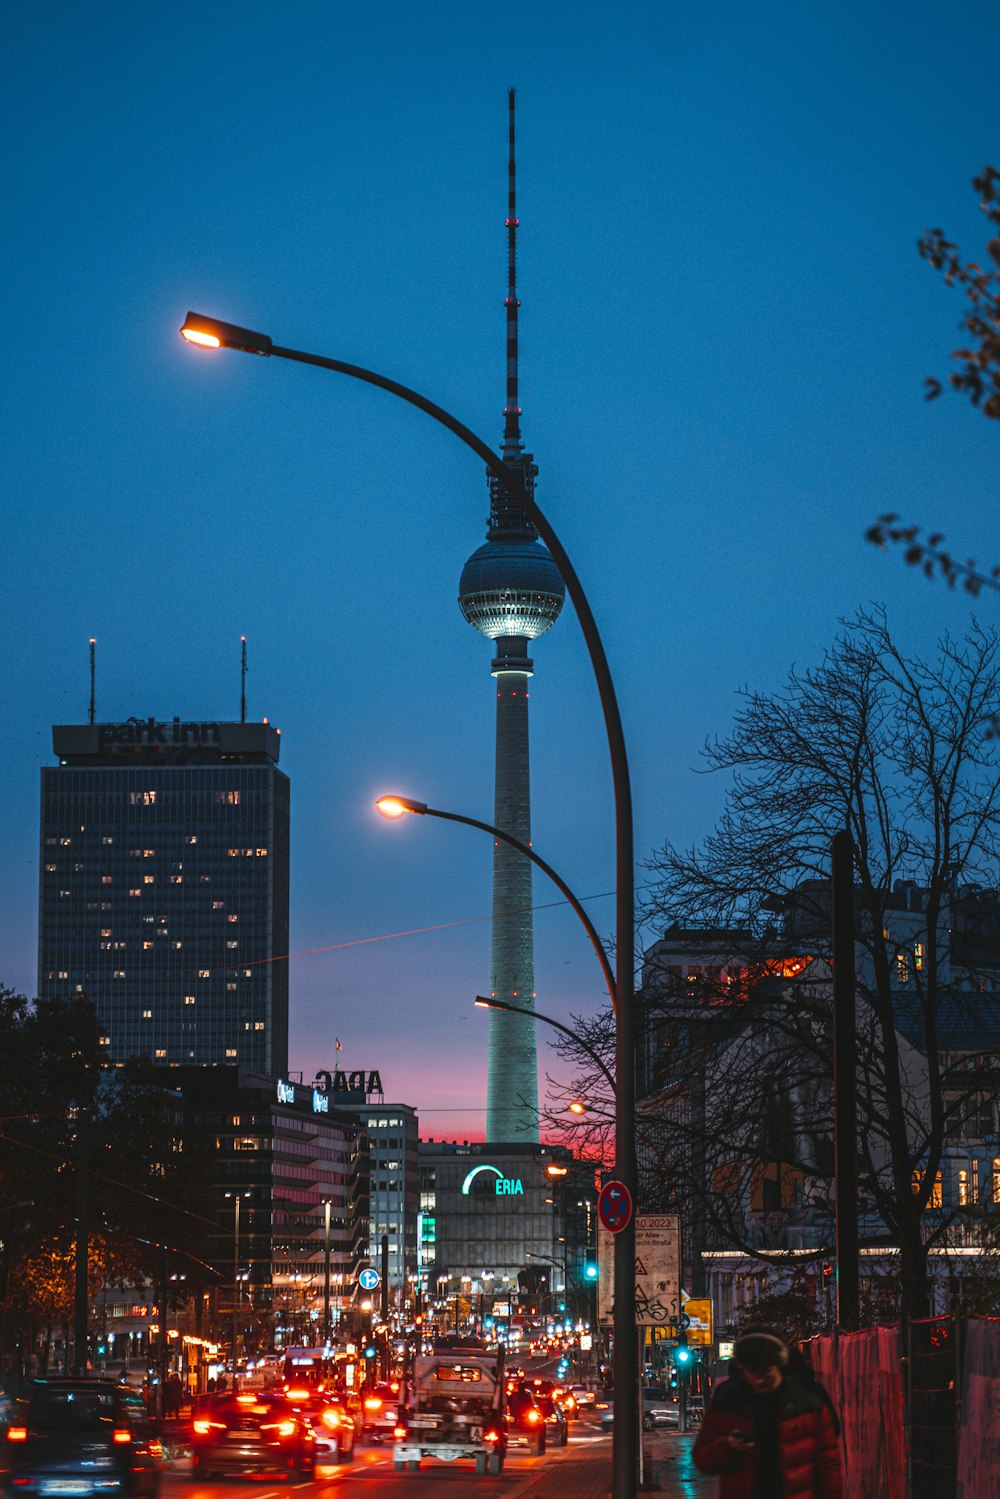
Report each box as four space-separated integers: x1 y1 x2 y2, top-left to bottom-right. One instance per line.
223 1191 249 1383
474 996 616 1097
179 311 638 1497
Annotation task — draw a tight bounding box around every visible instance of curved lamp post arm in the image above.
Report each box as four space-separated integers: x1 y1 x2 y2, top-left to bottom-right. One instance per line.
474 995 617 1096
378 795 616 1005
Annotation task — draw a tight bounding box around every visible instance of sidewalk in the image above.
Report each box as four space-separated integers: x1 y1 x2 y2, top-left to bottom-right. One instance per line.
509 1433 715 1499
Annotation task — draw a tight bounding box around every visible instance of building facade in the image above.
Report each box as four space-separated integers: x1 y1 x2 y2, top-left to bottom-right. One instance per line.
418 1140 595 1332
38 717 290 1074
319 1070 420 1303
176 1067 369 1351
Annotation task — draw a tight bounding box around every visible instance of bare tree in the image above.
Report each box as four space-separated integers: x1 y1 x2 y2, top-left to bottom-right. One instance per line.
548 612 1000 1321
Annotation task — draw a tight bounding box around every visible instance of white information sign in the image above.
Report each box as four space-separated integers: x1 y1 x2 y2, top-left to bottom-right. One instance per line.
597 1213 682 1327
634 1214 681 1327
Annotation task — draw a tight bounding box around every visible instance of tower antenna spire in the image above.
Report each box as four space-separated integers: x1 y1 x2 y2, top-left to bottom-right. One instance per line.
503 87 522 459
240 636 247 723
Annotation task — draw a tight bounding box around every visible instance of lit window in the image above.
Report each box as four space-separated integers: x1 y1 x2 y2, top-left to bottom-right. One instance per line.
227 940 238 949
101 875 112 885
102 836 113 845
959 1169 969 1206
897 953 910 984
184 996 196 1005
170 875 183 885
172 940 182 950
113 970 125 979
914 942 924 970
57 970 68 979
45 863 56 872
244 969 252 978
155 1049 166 1059
59 889 71 897
972 1160 980 1202
129 888 141 897
226 982 237 991
143 875 154 885
142 1010 152 1018
185 836 198 845
99 1036 110 1046
130 792 157 806
256 848 268 857
215 790 241 805
198 969 210 978
993 1158 1000 1204
911 1169 943 1208
74 863 85 872
254 1021 264 1030
100 929 111 938
212 901 225 910
60 838 71 846
143 941 153 951
226 1048 237 1058
227 914 238 923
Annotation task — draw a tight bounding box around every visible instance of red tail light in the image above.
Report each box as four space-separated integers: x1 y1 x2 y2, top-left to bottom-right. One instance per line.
485 1429 500 1443
321 1409 341 1430
261 1420 296 1439
393 1425 406 1439
6 1428 28 1443
112 1430 132 1445
193 1419 226 1435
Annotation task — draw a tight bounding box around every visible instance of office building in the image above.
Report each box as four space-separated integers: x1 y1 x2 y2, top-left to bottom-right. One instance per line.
38 715 290 1074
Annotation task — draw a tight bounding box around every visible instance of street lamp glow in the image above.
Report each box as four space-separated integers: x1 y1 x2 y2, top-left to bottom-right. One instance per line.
179 312 273 356
180 326 221 349
567 1100 587 1115
375 794 428 819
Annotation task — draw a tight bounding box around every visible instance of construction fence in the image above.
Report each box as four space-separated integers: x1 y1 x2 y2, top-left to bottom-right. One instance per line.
805 1317 1000 1499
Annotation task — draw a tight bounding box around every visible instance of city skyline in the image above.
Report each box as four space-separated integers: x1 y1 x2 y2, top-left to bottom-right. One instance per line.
3 0 998 1141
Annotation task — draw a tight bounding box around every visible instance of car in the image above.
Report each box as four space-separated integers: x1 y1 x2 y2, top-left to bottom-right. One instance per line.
281 1387 355 1466
526 1377 577 1421
569 1384 596 1409
360 1382 401 1443
3 1378 163 1498
532 1394 568 1447
505 1388 546 1456
598 1387 679 1433
190 1390 315 1479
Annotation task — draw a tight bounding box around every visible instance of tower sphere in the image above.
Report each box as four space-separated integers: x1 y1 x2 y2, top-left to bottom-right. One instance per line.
459 538 565 641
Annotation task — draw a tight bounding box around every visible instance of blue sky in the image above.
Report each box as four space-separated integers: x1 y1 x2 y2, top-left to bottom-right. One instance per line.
2 0 997 1139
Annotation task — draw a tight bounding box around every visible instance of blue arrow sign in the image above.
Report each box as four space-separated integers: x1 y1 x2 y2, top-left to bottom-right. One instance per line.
359 1268 381 1291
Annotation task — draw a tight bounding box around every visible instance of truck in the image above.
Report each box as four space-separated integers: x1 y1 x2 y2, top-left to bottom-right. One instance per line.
393 1344 507 1475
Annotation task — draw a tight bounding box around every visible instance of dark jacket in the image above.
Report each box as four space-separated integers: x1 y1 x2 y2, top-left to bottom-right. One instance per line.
693 1367 842 1499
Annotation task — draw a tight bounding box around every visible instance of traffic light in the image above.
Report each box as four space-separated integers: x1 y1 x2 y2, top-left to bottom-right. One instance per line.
364 1345 376 1361
584 1263 598 1281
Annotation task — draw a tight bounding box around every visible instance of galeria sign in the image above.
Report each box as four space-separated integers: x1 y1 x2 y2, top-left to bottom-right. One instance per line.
461 1164 524 1197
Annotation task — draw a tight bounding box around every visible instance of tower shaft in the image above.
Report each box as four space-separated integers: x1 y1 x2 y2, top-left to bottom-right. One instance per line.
487 638 537 1142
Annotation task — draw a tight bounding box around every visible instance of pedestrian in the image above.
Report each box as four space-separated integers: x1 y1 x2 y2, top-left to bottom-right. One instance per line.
164 1373 182 1419
693 1328 842 1499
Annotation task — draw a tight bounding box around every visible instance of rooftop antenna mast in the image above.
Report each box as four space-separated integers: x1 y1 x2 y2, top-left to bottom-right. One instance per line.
489 88 536 539
503 87 522 460
89 638 96 726
240 636 247 723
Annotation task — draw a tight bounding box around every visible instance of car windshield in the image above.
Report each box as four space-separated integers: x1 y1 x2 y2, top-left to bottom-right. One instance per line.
28 1389 117 1432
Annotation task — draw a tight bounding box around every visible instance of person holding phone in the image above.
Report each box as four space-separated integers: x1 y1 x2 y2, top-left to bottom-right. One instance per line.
693 1328 842 1498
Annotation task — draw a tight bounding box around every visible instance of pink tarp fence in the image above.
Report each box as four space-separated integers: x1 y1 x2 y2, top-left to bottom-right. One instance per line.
956 1317 1000 1499
807 1327 906 1499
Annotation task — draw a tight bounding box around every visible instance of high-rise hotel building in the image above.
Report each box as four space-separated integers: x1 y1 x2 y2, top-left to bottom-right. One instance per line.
38 716 290 1073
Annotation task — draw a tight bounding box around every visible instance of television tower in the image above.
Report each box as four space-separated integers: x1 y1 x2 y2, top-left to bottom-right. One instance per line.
459 91 565 1142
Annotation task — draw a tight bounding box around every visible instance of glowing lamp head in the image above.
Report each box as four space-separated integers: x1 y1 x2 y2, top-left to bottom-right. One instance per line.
179 312 272 356
375 794 428 820
568 1101 586 1115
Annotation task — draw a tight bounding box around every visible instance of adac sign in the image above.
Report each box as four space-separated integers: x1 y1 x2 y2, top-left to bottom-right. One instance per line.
314 1069 383 1097
462 1164 524 1198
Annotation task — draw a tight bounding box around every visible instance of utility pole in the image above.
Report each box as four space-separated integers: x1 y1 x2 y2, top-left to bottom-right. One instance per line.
72 1111 89 1375
831 830 860 1328
323 1201 332 1342
380 1234 390 1379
